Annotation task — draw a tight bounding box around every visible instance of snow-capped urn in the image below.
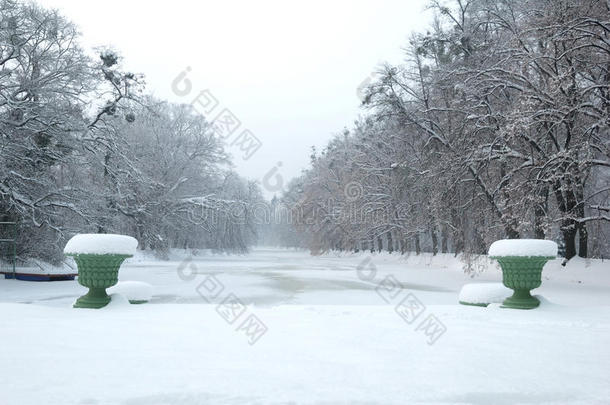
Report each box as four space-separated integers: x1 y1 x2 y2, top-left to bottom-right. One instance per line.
64 233 138 256
488 239 558 258
489 239 558 310
64 234 138 309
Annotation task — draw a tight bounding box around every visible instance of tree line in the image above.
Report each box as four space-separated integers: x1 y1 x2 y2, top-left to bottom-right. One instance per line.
279 0 610 260
0 0 263 263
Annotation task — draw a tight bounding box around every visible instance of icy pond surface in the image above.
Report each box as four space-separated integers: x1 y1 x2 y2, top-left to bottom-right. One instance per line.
1 248 609 404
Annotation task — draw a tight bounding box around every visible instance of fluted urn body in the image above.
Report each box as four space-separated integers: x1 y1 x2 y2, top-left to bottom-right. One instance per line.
69 253 132 308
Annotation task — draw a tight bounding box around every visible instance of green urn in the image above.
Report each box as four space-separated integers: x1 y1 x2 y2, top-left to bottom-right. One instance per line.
488 239 557 310
64 234 138 309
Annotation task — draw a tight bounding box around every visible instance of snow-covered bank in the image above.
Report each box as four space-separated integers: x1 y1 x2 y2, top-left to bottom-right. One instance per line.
1 301 609 405
0 248 608 404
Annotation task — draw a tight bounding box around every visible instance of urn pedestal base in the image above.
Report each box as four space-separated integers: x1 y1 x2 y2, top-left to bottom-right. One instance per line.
74 287 112 309
501 288 540 310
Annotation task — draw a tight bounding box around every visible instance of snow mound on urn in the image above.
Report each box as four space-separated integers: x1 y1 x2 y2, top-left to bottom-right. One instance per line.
64 234 138 256
488 239 557 257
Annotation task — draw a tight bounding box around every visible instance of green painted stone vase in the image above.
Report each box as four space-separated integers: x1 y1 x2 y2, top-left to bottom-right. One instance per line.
68 253 132 309
490 256 554 309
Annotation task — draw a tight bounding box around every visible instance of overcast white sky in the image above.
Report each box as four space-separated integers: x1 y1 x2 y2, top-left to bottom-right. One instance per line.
40 0 430 197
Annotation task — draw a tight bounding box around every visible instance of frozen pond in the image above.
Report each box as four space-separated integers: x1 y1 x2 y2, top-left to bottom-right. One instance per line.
1 248 463 307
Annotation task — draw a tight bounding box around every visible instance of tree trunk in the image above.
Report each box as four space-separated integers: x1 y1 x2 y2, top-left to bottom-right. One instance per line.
430 225 438 256
578 223 588 258
387 232 393 253
451 208 463 256
504 226 519 239
441 224 448 254
534 186 548 239
562 224 577 261
553 180 578 261
414 234 421 255
576 182 588 258
500 161 520 239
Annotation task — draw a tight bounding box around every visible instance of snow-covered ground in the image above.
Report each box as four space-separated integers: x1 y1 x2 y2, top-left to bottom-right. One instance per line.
1 247 609 404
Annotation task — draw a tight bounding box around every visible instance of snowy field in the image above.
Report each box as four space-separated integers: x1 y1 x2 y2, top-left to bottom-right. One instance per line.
1 248 609 405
